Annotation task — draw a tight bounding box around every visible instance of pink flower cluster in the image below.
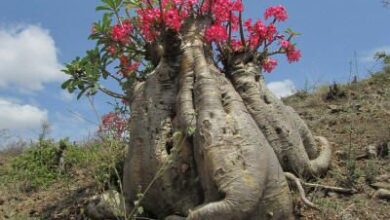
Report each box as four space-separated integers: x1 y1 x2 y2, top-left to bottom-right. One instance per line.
264 5 288 22
135 0 198 41
205 25 228 43
204 0 243 43
137 8 161 41
244 19 277 48
111 20 132 43
280 40 301 63
101 1 301 75
262 58 278 73
100 112 127 138
164 8 182 31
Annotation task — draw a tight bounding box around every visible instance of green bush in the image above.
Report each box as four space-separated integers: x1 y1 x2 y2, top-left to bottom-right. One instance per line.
0 135 127 192
7 139 65 189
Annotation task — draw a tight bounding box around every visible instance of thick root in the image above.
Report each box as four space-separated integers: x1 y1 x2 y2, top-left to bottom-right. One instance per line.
229 61 331 178
186 44 293 219
284 172 319 210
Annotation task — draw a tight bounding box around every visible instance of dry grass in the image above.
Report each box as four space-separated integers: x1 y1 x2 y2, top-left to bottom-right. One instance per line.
284 69 390 219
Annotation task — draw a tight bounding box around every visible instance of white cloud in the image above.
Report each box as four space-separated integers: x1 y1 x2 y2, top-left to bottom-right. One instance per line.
0 98 48 130
0 25 65 92
360 46 390 63
267 79 296 98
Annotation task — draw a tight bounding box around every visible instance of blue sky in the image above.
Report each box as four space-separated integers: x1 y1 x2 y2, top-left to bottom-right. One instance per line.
0 0 389 145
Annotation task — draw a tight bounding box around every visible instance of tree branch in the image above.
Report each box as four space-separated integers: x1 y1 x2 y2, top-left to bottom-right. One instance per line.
103 70 123 84
98 86 125 99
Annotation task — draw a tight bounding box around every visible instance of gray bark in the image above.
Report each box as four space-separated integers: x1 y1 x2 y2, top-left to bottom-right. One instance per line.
122 19 330 220
229 60 331 178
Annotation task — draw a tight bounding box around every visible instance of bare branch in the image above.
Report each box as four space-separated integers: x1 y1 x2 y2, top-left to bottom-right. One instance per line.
98 86 126 99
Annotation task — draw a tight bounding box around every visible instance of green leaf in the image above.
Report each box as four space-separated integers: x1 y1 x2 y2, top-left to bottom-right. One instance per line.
61 79 72 89
285 28 302 36
77 88 89 100
96 5 112 11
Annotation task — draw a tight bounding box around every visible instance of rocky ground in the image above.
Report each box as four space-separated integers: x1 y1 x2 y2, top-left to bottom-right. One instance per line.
0 69 389 219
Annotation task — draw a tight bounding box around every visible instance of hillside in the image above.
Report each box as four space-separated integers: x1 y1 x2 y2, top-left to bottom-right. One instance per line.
1 67 389 219
283 68 390 219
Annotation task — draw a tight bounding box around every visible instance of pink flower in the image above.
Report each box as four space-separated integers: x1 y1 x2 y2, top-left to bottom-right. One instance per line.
287 48 301 63
230 39 244 51
264 5 288 22
244 19 253 32
253 20 267 38
111 20 133 43
266 23 277 41
205 24 228 43
279 40 290 48
248 35 260 48
245 19 268 48
262 58 278 73
164 8 183 31
137 8 161 41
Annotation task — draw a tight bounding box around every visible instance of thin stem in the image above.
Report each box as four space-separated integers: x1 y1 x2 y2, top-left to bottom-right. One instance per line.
267 49 284 56
113 167 128 219
146 0 154 9
227 12 232 46
104 70 124 84
238 11 246 48
199 0 206 14
98 86 126 99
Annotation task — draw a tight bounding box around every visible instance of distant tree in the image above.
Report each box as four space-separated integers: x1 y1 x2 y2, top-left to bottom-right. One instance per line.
63 1 331 219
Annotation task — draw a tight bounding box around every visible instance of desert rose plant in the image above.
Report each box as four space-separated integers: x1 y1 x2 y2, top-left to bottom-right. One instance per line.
63 0 331 219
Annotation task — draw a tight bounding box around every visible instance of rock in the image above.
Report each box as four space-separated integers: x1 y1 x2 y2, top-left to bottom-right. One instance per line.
375 174 390 182
0 198 4 206
373 189 390 200
85 190 126 219
366 145 378 159
371 182 390 191
327 192 339 198
328 105 342 113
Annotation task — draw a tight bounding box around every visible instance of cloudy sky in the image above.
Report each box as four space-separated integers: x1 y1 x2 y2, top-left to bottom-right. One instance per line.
0 1 389 144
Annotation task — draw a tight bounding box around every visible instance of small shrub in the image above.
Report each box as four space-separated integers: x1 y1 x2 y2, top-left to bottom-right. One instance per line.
64 137 127 190
7 139 65 190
